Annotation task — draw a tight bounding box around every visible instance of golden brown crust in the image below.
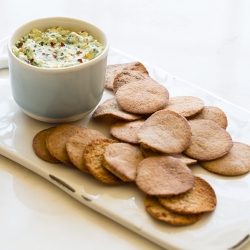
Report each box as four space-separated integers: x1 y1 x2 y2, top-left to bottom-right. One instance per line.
199 142 250 176
103 142 144 182
135 156 194 197
189 106 228 129
84 138 125 184
46 124 86 166
66 129 107 173
137 109 191 154
32 127 61 163
184 119 233 161
144 195 203 226
158 176 217 214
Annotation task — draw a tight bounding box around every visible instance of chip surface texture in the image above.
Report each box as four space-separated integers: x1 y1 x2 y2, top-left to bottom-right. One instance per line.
137 109 191 154
184 119 233 160
103 142 144 182
115 80 169 114
158 176 217 214
135 156 194 197
46 124 86 165
199 142 250 176
144 195 203 226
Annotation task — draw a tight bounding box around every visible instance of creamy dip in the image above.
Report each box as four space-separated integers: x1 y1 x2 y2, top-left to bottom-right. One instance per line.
12 26 104 68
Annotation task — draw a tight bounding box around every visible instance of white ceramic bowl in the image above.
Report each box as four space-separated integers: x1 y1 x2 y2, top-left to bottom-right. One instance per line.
7 17 109 123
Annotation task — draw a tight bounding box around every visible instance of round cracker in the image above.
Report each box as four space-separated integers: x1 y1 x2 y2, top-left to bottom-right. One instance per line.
84 138 124 184
113 70 149 94
103 142 144 182
105 62 149 90
183 119 233 161
46 124 86 166
158 176 217 214
164 96 204 118
32 127 61 163
144 195 203 226
115 80 169 114
92 98 142 121
199 142 250 176
66 129 107 173
189 106 228 129
110 119 145 144
135 156 194 197
137 109 191 154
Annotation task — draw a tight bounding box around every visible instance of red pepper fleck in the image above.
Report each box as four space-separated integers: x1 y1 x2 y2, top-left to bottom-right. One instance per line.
52 52 57 58
42 52 45 55
50 42 54 47
61 42 65 47
78 59 83 63
76 51 82 55
30 58 34 62
18 42 23 48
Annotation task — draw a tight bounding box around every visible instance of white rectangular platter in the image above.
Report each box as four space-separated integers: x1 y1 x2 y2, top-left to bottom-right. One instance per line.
1 39 250 250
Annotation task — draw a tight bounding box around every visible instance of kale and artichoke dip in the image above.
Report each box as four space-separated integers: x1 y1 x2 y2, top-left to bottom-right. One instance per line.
12 26 104 68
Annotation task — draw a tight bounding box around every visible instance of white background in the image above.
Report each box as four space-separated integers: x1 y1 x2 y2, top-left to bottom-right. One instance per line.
1 1 250 249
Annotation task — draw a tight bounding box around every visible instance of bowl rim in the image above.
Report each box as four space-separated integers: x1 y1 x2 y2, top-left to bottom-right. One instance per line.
8 16 110 72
